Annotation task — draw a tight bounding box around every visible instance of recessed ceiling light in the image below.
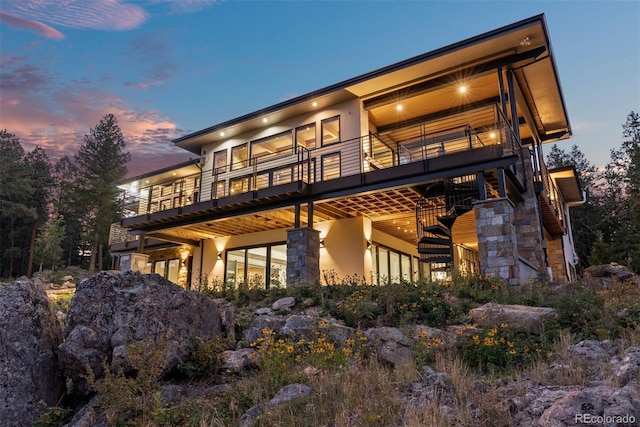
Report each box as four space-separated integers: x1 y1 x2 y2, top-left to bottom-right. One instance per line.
262 118 268 123
490 132 496 139
396 104 403 111
172 173 176 176
459 85 467 94
312 101 318 107
220 131 225 137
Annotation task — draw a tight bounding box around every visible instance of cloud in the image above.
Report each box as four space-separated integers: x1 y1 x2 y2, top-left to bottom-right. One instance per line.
3 0 147 32
0 11 64 39
150 0 221 14
0 60 190 176
123 33 180 91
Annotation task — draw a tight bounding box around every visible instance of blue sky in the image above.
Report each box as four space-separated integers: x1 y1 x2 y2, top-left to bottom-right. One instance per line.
1 0 638 175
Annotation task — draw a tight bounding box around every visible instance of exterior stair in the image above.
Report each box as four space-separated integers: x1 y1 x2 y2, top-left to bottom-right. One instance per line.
415 175 478 268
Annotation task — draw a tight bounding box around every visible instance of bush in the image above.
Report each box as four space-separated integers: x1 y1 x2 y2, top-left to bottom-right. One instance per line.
178 336 232 379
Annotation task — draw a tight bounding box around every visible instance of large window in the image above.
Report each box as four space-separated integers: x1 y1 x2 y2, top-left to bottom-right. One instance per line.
225 243 287 289
231 144 248 170
321 152 341 180
214 149 227 173
167 258 179 283
370 244 417 285
296 123 316 150
230 176 249 195
251 131 293 163
321 116 340 146
211 180 225 199
153 260 166 276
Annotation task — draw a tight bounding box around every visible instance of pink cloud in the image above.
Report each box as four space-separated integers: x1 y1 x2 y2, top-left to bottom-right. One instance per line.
4 0 147 32
0 11 64 39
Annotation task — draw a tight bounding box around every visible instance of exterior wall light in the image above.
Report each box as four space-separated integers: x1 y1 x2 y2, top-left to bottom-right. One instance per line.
320 239 325 248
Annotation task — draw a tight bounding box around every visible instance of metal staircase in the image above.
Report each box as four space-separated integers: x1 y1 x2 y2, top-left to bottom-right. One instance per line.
416 175 478 267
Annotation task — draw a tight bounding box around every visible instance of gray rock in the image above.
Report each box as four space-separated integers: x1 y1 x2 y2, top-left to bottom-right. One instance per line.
614 346 640 387
267 383 313 407
255 307 272 315
243 315 286 344
240 404 263 427
0 280 64 427
570 340 619 360
468 302 557 334
272 296 295 311
221 348 257 372
365 327 414 366
57 271 221 395
584 263 635 282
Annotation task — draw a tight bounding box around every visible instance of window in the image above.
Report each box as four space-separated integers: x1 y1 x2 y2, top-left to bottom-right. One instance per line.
321 152 341 180
274 167 293 186
321 116 340 146
153 260 166 276
214 150 227 173
270 244 287 288
251 131 293 163
371 244 416 285
247 247 267 287
211 180 225 199
167 258 179 283
296 123 316 150
225 243 287 289
231 144 248 170
230 177 249 195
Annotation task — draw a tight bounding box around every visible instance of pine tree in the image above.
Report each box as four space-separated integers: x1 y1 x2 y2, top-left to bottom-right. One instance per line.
0 130 36 277
24 147 53 277
74 114 131 274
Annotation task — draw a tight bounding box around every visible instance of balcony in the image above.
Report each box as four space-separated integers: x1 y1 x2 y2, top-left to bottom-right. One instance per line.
113 104 536 238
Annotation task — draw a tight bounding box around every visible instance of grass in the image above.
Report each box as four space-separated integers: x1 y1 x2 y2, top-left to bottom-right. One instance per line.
39 274 640 426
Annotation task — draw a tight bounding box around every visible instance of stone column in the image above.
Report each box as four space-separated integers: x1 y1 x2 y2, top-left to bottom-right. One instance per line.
474 198 519 283
286 227 320 287
513 154 547 274
546 237 567 282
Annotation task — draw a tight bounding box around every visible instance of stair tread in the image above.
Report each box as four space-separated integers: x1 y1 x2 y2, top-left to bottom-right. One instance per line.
418 247 451 255
418 236 450 245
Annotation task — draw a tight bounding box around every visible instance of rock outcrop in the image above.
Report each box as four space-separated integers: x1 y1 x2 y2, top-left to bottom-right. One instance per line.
469 302 557 334
57 271 221 394
0 280 64 427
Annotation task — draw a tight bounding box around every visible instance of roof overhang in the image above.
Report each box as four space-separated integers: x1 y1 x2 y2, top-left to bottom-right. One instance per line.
549 166 584 204
173 14 571 153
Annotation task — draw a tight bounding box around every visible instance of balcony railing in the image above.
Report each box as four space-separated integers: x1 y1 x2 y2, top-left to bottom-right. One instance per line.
117 104 532 223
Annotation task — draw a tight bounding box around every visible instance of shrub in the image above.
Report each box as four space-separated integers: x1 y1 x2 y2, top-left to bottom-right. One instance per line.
178 336 231 379
86 338 167 426
460 324 547 372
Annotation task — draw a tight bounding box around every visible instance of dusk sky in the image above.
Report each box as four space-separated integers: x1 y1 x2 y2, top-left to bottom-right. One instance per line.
1 0 638 177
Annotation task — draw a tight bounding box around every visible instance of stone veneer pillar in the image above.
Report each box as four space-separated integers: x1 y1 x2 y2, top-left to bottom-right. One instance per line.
474 198 520 283
286 227 320 287
546 237 568 282
513 154 547 275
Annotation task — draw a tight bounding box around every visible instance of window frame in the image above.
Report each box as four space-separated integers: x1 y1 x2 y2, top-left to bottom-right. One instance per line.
321 152 341 181
321 115 340 147
224 241 287 289
250 130 293 164
231 144 248 171
295 122 317 151
213 149 228 174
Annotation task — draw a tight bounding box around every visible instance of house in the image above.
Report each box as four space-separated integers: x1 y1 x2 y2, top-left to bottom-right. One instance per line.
109 14 583 289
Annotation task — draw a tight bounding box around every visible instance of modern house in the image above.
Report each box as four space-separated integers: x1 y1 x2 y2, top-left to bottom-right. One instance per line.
109 14 583 289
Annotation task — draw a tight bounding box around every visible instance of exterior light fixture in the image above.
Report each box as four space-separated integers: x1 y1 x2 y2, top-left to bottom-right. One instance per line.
320 239 325 248
366 241 372 249
217 253 222 260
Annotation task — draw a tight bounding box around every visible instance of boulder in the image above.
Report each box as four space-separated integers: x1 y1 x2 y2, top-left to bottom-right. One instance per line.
584 263 635 282
468 303 557 334
57 271 221 394
243 315 287 344
272 296 295 311
221 348 258 372
365 327 414 366
0 280 64 427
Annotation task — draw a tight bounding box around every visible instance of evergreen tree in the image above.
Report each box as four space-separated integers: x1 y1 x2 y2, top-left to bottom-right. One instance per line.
74 114 130 274
23 147 53 277
53 156 84 267
546 143 602 269
0 130 36 277
34 213 65 271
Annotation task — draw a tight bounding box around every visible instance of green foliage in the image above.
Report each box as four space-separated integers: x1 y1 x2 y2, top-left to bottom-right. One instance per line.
86 338 167 426
49 293 73 315
34 214 65 272
460 324 547 372
178 336 231 379
33 401 72 427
